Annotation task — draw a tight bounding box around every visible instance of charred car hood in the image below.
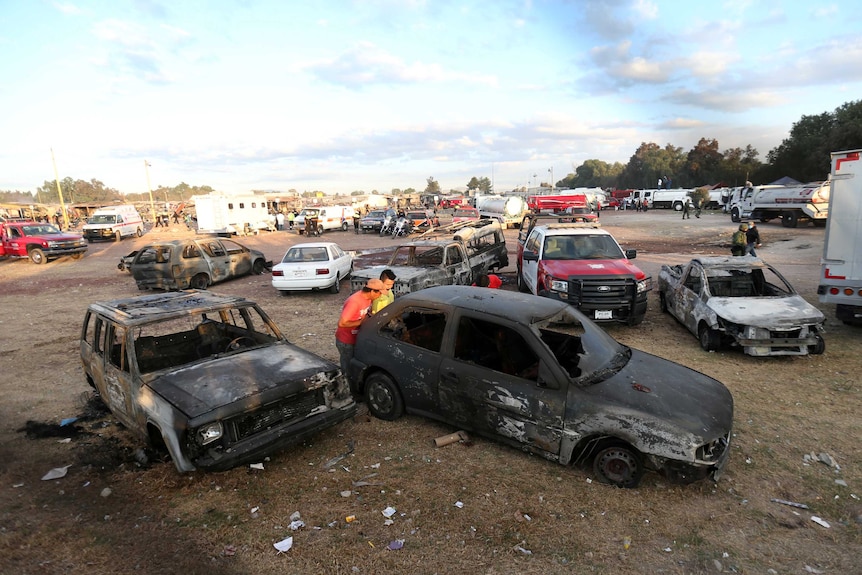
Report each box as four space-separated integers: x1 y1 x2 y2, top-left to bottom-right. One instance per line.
146 344 337 418
584 349 733 438
544 258 646 280
707 295 825 328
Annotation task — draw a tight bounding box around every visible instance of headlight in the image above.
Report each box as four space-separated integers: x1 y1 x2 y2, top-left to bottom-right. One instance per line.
197 422 223 445
47 241 60 248
550 278 568 292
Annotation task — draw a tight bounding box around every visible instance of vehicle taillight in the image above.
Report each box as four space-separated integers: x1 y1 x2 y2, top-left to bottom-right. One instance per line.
316 268 330 276
272 270 284 277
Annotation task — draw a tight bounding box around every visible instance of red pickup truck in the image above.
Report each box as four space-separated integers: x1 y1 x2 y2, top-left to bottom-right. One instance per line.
0 219 88 264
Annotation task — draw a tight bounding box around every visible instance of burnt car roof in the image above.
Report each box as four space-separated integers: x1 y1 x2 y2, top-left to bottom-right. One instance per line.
88 290 254 326
395 285 569 323
691 255 769 270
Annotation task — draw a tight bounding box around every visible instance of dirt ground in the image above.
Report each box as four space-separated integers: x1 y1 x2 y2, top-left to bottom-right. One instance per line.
1 208 860 575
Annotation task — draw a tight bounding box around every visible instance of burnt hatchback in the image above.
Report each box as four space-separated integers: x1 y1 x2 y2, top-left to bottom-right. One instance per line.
349 286 733 487
81 291 355 472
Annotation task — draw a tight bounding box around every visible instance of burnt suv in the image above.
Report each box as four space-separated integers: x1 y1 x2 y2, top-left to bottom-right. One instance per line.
80 291 356 472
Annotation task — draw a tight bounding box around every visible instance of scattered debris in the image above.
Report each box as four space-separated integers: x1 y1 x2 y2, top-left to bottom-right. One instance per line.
100 487 112 498
434 430 469 448
273 536 293 553
340 490 353 498
345 515 356 523
223 544 237 556
810 516 831 529
289 519 305 531
623 536 631 550
249 462 265 470
771 498 809 509
387 539 404 551
323 441 355 468
41 465 71 481
835 479 848 487
382 506 397 518
513 541 532 555
352 473 381 487
804 565 825 574
454 501 464 509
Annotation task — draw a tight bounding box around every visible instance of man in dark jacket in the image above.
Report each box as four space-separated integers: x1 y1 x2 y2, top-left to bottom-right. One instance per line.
746 221 761 257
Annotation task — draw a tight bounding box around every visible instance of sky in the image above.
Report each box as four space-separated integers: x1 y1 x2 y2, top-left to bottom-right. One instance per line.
1 0 860 197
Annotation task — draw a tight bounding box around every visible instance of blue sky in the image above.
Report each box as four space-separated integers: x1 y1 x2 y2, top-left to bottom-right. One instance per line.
1 0 860 196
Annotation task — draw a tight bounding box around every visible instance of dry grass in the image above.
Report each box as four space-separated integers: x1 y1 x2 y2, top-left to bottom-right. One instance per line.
1 212 860 574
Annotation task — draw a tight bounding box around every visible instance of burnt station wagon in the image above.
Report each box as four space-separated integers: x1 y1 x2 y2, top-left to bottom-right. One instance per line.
81 291 355 472
348 286 733 488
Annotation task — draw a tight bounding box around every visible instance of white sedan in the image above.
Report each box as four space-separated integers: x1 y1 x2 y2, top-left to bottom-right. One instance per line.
271 242 353 294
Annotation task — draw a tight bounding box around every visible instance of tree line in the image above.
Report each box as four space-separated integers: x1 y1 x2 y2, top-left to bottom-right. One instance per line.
2 100 859 205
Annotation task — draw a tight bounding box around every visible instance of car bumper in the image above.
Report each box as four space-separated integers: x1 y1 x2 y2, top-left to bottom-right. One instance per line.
272 275 337 291
193 403 357 471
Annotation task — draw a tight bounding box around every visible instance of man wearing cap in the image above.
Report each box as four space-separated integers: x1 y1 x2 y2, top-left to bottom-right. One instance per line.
336 278 384 385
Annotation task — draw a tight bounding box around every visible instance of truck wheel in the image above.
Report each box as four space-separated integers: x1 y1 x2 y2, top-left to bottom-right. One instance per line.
316 224 323 236
516 268 528 293
673 202 683 211
115 231 122 241
329 274 341 294
136 227 143 237
71 252 84 260
341 222 349 231
252 259 265 275
592 442 643 488
808 334 825 355
730 207 741 223
190 273 210 289
365 372 404 421
781 211 798 228
698 324 721 352
29 248 47 265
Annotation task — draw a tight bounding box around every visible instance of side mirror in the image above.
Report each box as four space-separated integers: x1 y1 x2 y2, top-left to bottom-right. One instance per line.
625 249 637 259
523 251 538 262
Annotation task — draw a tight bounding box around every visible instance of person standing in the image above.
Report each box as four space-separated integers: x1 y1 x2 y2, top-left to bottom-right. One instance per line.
276 211 285 231
682 197 691 219
731 223 749 256
746 221 762 256
287 210 295 230
336 279 385 384
371 269 397 314
694 197 702 218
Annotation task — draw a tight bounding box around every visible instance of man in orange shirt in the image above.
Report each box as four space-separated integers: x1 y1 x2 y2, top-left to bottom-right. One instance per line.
336 278 385 386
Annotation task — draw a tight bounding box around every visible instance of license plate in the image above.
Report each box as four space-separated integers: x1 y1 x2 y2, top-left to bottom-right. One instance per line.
595 310 613 320
293 270 308 277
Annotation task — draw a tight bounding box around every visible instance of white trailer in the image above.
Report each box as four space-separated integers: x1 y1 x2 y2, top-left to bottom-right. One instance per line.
192 193 273 235
727 182 830 227
476 195 529 228
818 149 862 325
631 189 691 210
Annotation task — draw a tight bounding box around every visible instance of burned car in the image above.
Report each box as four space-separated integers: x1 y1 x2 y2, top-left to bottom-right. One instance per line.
348 285 733 488
80 291 356 472
125 238 269 290
658 256 826 356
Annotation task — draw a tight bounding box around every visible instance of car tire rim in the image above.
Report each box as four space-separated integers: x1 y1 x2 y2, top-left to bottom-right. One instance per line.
368 382 393 415
595 448 639 487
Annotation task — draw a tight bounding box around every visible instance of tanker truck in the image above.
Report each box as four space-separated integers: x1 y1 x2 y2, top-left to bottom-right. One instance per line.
476 195 529 228
727 181 830 227
818 149 862 325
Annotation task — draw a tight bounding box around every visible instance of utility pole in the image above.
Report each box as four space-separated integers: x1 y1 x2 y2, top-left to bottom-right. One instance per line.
144 160 156 224
50 148 70 229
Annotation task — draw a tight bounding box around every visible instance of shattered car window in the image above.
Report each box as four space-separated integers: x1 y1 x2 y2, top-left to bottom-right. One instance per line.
706 266 793 298
535 307 629 384
454 316 539 381
134 306 279 373
382 308 446 352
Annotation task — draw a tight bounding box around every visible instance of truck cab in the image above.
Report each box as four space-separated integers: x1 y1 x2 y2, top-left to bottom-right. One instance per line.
516 218 651 325
0 219 88 264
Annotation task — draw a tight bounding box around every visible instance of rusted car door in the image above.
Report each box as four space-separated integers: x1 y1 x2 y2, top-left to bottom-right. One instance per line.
220 239 253 278
443 245 472 285
199 239 232 281
670 264 705 333
439 313 566 456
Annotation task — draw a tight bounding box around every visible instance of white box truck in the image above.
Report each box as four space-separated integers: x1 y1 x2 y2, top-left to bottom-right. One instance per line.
82 205 144 241
192 193 273 235
818 149 862 325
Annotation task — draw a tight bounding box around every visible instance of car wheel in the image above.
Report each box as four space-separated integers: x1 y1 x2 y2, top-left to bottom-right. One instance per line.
365 372 404 421
659 292 668 313
29 248 46 265
516 268 529 293
341 222 349 231
329 274 341 294
808 334 826 355
592 443 643 488
136 227 143 237
252 259 265 275
190 273 210 290
698 324 721 352
730 207 740 223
